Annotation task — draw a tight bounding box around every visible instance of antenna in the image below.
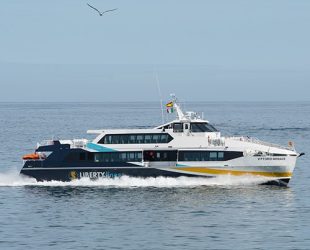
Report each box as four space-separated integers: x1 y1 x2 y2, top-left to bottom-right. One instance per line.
154 68 165 124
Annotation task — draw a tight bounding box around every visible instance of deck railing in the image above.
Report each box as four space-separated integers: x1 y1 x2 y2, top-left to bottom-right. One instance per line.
72 139 88 148
38 139 88 149
228 136 294 151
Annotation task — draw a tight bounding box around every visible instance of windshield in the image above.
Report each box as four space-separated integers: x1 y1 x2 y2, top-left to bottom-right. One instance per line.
190 123 218 132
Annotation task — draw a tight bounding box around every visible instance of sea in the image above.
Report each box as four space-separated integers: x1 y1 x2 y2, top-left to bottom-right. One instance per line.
0 102 309 250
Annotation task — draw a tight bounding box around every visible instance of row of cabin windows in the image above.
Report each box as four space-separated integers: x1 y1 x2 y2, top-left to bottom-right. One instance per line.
178 151 244 161
99 133 173 145
178 151 224 161
94 152 142 162
75 151 243 163
77 152 142 162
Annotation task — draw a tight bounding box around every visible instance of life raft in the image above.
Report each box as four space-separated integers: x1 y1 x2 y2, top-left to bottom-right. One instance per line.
22 153 41 160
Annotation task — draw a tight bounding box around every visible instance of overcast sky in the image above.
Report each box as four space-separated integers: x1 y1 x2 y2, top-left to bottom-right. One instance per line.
0 0 309 102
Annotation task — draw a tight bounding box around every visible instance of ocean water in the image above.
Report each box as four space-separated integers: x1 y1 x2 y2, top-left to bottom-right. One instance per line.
0 102 309 250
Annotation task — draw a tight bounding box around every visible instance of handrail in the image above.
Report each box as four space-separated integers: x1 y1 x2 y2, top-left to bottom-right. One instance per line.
38 139 88 149
38 140 54 146
72 139 88 148
228 136 294 151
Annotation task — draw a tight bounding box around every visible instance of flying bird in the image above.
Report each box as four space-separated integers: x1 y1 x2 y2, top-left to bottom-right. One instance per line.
87 3 117 16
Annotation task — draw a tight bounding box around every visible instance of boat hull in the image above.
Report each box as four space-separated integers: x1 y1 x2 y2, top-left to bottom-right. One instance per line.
20 166 291 187
20 167 201 181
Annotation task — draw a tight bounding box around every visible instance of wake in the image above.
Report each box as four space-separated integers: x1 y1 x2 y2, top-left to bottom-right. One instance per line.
0 170 269 188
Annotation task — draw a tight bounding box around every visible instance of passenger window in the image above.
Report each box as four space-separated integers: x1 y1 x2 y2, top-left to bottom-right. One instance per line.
152 134 160 143
136 135 144 144
104 135 112 144
145 135 152 143
129 152 136 161
188 152 200 161
103 154 110 162
173 123 183 133
156 152 161 159
201 152 209 161
120 153 127 161
218 152 224 160
160 134 168 143
94 153 101 162
209 152 218 161
161 152 169 161
120 135 128 144
129 135 136 144
110 153 118 162
136 152 142 161
111 135 120 144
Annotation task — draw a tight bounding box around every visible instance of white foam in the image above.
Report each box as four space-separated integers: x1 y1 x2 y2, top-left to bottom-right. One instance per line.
0 170 269 187
0 170 38 186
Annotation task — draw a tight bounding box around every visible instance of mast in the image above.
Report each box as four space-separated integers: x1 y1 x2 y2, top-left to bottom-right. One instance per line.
170 94 186 120
156 74 165 124
154 68 165 124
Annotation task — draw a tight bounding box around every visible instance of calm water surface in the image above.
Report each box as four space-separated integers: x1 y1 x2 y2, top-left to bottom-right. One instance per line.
0 102 309 250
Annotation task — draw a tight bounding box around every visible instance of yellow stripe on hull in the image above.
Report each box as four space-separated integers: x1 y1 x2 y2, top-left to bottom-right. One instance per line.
174 167 292 178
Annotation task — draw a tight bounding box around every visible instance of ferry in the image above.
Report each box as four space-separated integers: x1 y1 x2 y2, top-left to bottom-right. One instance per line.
20 96 303 186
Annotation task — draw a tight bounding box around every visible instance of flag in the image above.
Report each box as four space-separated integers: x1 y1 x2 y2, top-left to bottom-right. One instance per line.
166 101 174 113
166 101 173 108
167 107 174 113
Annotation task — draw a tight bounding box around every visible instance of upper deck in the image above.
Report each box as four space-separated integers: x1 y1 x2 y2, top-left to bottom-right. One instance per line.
88 96 221 143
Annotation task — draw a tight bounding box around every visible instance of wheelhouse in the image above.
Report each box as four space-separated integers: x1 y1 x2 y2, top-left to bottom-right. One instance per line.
157 121 218 133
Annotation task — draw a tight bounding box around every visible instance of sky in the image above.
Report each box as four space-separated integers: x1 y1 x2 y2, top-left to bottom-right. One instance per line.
0 0 309 102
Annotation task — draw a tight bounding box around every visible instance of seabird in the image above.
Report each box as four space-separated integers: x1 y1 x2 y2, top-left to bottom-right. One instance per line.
87 3 117 16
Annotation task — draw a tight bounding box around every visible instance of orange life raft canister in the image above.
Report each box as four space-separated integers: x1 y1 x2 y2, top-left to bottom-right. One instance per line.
22 153 40 160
